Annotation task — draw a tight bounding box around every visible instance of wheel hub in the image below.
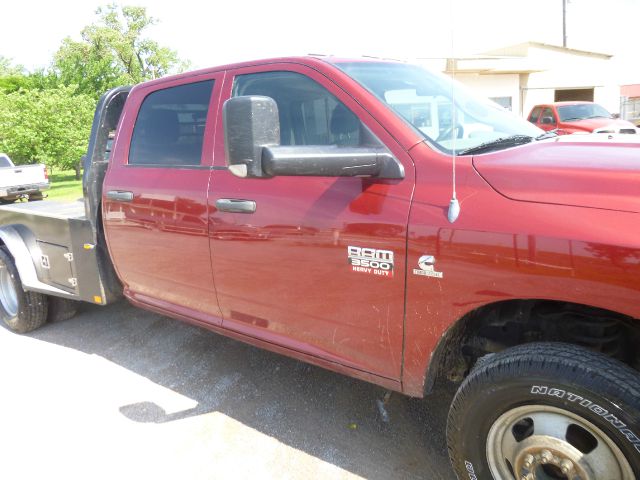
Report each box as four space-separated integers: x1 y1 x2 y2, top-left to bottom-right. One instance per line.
515 443 589 479
486 405 634 480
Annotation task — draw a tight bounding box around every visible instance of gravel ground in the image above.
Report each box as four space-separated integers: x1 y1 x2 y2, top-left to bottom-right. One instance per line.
0 300 457 480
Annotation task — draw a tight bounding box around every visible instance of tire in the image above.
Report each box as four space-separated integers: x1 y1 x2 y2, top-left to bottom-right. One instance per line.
447 343 640 480
47 296 78 323
0 247 48 333
28 193 44 201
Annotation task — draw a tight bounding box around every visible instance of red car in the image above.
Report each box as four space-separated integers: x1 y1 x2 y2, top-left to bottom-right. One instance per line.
528 101 638 135
1 57 639 479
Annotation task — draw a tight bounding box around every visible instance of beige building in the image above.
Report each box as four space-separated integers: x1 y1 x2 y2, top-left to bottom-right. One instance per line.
423 42 618 117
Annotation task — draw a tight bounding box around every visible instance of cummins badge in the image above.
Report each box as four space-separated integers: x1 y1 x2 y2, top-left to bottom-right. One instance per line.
413 255 443 278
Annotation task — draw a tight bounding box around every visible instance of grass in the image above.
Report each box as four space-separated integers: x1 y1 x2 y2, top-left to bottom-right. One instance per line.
46 169 83 202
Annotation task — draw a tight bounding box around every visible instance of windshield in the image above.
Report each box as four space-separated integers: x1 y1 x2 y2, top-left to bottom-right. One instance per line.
0 155 11 168
333 61 542 154
557 103 612 122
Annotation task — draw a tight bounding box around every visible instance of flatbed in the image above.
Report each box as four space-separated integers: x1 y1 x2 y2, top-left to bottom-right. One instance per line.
0 200 113 304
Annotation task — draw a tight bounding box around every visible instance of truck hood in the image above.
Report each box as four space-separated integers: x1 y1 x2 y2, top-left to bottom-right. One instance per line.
563 117 638 133
472 137 640 213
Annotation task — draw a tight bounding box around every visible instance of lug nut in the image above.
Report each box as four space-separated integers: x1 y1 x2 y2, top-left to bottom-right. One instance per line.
523 454 534 468
540 449 553 464
560 459 573 475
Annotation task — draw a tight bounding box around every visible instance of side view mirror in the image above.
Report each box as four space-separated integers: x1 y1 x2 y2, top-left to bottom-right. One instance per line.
541 116 555 125
223 96 404 180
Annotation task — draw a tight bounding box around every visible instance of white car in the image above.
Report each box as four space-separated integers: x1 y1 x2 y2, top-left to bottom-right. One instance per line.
0 153 50 203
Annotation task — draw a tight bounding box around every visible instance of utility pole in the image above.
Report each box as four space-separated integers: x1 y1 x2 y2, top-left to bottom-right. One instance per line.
562 0 567 47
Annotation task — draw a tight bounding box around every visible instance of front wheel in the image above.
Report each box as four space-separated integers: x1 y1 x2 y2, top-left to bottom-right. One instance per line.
447 343 640 480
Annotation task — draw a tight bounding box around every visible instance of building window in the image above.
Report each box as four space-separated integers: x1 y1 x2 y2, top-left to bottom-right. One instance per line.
621 97 640 126
490 96 512 111
554 88 594 102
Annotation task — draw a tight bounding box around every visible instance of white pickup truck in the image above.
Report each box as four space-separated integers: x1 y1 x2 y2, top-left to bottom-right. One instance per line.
0 153 49 203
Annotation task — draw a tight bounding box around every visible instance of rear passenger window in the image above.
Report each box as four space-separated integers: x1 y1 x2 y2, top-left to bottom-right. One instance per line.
233 72 369 147
529 107 542 123
129 81 214 166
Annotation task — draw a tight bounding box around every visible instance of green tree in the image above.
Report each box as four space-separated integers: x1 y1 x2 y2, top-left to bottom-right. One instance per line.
0 4 190 181
0 86 95 176
0 56 24 76
0 56 59 94
0 56 28 93
53 4 189 98
0 70 58 94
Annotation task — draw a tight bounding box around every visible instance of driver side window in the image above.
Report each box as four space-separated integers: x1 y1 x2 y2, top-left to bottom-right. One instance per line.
541 107 556 125
233 71 367 147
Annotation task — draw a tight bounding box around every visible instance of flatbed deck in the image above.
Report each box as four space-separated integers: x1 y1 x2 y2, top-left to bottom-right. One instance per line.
0 200 86 220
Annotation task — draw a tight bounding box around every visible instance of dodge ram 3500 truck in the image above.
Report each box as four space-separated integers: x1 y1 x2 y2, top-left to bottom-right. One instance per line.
0 57 638 479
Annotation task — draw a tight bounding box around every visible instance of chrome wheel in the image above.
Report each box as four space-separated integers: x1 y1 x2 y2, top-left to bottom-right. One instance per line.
0 264 18 317
487 405 634 480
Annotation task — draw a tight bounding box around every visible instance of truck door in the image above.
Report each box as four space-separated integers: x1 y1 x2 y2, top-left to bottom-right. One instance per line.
103 73 224 324
208 65 415 379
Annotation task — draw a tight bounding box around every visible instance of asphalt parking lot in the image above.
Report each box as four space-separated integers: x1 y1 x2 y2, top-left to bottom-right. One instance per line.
0 300 457 480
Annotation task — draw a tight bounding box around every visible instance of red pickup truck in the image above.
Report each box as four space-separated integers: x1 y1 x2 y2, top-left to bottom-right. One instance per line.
527 101 639 135
0 57 639 479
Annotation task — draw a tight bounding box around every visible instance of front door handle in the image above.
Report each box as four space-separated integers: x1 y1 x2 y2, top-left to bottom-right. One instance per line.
106 190 134 202
215 198 256 214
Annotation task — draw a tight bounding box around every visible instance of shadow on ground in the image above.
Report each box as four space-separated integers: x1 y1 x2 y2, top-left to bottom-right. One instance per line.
29 300 457 479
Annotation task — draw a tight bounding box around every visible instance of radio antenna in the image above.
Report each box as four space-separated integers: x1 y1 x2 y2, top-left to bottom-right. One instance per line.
447 1 461 223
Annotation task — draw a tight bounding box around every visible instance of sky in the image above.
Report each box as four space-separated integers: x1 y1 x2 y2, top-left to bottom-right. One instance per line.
2 0 639 83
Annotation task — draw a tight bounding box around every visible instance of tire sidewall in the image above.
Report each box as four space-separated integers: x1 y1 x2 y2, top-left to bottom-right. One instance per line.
0 249 27 330
451 374 640 479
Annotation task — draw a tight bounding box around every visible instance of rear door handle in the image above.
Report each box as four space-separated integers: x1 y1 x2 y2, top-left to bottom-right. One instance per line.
215 198 256 214
106 190 134 202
